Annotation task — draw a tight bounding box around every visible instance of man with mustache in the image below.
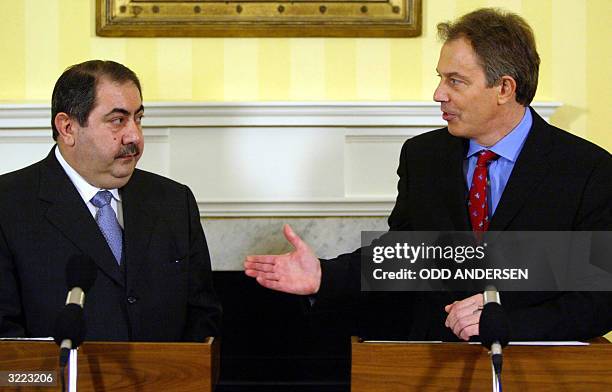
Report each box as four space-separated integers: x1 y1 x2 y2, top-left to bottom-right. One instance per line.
245 9 612 341
0 60 221 341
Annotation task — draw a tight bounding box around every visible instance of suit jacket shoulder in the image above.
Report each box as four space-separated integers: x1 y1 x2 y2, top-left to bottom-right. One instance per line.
317 108 612 341
0 149 221 341
0 158 44 202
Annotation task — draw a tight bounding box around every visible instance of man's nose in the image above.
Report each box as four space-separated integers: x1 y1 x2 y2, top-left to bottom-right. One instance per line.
122 119 142 145
433 82 448 102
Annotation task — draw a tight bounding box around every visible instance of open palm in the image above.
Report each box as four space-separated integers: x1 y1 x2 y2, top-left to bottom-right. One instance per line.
244 224 321 295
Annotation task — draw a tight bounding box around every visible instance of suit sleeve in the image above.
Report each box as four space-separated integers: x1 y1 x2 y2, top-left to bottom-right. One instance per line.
181 187 222 341
0 220 26 337
506 152 612 340
573 150 612 230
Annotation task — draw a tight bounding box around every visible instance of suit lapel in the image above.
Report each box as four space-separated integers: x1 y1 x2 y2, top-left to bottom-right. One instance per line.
39 148 125 287
438 134 471 231
121 171 157 284
489 108 553 231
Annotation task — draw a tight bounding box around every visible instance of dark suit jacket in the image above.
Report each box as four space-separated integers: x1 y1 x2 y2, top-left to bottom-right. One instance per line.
0 147 222 341
315 108 612 341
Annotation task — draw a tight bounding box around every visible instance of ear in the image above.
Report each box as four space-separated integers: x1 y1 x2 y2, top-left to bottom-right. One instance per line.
497 76 517 105
54 113 76 146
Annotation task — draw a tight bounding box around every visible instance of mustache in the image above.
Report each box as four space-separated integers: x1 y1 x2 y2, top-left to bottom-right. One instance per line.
116 143 140 158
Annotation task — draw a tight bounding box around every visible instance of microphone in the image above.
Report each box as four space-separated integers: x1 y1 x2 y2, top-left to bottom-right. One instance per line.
53 255 97 367
480 285 510 377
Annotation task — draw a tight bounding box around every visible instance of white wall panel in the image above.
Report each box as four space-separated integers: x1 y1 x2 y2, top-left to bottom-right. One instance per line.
168 127 345 200
0 102 560 217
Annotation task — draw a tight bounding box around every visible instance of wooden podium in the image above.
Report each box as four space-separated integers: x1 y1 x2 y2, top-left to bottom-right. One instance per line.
351 336 612 391
0 338 219 391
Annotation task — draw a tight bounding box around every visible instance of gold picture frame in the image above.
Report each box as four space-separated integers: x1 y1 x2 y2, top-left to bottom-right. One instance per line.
96 0 421 37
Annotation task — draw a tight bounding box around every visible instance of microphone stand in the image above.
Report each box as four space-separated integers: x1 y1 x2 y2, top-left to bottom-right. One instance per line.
55 255 97 392
68 348 78 392
483 286 503 392
490 343 503 392
490 360 501 392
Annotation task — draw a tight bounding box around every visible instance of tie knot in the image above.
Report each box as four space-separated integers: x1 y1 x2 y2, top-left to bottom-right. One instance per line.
91 190 113 208
476 150 499 167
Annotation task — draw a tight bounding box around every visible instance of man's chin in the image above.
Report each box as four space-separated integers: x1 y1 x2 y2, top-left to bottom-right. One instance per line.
109 175 133 189
447 125 468 139
106 167 136 189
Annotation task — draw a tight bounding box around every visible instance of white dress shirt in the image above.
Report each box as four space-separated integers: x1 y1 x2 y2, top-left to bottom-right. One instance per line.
54 147 124 228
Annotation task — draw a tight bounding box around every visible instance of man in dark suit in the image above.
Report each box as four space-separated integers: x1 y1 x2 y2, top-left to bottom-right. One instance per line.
0 60 221 341
244 9 612 341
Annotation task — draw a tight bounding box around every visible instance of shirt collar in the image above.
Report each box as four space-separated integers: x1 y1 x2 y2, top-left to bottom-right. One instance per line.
54 146 121 204
466 107 532 162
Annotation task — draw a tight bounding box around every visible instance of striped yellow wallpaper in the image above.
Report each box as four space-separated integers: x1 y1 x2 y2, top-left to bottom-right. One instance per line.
1 0 610 151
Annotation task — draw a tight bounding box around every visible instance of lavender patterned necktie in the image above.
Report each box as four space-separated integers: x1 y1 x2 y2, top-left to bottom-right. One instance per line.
91 190 123 265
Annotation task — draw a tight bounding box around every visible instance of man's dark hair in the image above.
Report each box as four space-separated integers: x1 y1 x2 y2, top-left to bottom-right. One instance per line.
51 60 142 141
437 8 540 106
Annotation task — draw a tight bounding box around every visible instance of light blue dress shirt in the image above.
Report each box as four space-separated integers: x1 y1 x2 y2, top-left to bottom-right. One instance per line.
465 108 532 218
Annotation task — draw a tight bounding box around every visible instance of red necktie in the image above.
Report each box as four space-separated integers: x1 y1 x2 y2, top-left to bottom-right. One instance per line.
468 150 499 235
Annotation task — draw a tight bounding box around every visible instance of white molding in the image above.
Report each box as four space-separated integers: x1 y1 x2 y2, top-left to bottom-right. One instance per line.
198 199 396 217
0 101 561 217
0 101 561 129
0 104 50 129
346 135 418 144
0 128 169 143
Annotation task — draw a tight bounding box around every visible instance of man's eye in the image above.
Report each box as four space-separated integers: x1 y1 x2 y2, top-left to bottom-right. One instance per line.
450 78 461 85
110 118 123 125
135 114 144 124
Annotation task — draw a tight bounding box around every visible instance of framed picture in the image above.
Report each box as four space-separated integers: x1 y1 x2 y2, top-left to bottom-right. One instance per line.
96 0 421 37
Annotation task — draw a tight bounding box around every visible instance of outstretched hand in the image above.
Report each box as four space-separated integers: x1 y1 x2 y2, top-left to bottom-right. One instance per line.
244 224 321 295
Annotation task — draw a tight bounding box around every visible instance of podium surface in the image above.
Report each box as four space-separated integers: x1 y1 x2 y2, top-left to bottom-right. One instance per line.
0 338 218 391
351 337 612 391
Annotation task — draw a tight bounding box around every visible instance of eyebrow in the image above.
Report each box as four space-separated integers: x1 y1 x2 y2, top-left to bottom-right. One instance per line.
104 105 145 117
436 70 469 80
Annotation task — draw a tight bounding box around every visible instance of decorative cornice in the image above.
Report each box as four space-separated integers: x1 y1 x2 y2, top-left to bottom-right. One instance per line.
0 101 561 217
0 101 561 129
198 199 396 217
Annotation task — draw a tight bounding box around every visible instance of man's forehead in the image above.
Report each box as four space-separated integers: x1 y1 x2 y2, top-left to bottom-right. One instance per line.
437 38 484 75
94 78 143 112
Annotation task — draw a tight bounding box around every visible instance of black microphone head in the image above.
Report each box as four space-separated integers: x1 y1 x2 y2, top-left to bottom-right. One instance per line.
53 303 86 348
66 254 97 292
480 302 510 349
